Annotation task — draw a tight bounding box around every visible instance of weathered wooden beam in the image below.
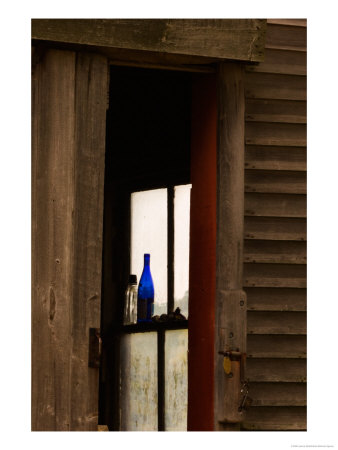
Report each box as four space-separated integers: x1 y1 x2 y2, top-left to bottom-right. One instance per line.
31 48 107 431
215 62 246 430
31 19 266 63
70 51 107 431
32 47 76 432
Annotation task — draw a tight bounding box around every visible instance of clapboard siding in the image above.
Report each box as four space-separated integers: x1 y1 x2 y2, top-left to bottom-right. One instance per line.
245 170 306 194
246 48 306 76
267 19 307 27
245 72 306 101
246 287 306 311
265 23 307 51
249 383 306 406
243 407 306 431
247 311 306 335
244 263 306 288
244 240 306 264
245 193 306 218
243 19 306 431
246 358 306 383
245 146 306 171
247 335 306 358
244 217 306 241
246 98 306 117
246 121 306 146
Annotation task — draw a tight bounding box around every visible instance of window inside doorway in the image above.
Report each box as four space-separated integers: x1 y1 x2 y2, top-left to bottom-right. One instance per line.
99 65 193 431
120 184 191 431
130 185 191 316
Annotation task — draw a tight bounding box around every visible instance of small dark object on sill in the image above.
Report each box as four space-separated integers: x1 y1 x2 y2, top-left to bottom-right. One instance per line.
152 307 186 323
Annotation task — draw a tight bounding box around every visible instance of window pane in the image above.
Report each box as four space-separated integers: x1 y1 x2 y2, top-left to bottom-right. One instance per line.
120 332 158 431
174 184 191 317
165 329 188 431
131 189 167 315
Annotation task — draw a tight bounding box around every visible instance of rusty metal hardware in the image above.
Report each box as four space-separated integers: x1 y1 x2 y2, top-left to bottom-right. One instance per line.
223 355 232 374
218 351 245 367
219 350 244 377
238 381 253 412
88 328 102 368
219 350 252 413
218 350 243 360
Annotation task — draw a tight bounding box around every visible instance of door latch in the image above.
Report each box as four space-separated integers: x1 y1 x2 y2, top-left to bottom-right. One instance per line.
218 349 252 419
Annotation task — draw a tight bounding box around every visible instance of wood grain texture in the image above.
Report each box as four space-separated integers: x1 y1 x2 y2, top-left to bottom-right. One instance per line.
244 263 306 288
246 98 306 121
70 52 107 431
31 19 267 62
250 382 306 406
247 334 306 358
267 19 307 27
109 57 215 73
245 287 306 311
246 48 306 75
217 63 245 291
246 121 306 147
245 169 306 194
242 406 307 430
245 72 306 101
246 358 306 382
245 145 306 171
245 193 306 218
215 63 246 429
247 311 306 335
244 217 306 241
32 48 107 431
242 19 307 432
266 23 307 51
244 239 306 264
246 113 306 124
32 48 76 431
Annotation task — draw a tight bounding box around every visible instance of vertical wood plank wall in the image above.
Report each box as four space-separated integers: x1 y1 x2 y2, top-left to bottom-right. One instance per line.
32 48 107 430
242 19 307 431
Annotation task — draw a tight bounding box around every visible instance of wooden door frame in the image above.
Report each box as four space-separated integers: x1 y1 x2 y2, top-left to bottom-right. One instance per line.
32 20 264 431
215 62 247 430
187 63 247 431
31 47 108 430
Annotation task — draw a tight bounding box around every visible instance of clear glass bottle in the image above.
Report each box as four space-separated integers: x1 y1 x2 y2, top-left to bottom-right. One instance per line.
137 254 154 323
123 274 138 325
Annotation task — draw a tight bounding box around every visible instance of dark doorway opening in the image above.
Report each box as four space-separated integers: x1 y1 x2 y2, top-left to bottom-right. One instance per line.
99 66 193 431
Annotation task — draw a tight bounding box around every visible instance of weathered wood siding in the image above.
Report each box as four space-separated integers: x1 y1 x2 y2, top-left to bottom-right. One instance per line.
242 19 307 431
32 48 107 430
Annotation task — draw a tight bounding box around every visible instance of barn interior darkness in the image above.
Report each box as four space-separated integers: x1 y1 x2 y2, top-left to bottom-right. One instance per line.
99 66 193 429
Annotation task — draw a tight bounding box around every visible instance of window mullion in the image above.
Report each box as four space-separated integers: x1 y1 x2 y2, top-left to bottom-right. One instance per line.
167 186 175 314
157 186 175 431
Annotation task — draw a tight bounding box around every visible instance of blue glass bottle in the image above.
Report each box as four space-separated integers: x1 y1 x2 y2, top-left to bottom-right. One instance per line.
137 253 154 323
